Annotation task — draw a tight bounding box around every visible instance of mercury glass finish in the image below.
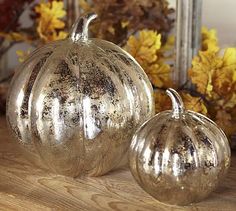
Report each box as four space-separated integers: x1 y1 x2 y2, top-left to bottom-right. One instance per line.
6 13 154 177
129 88 231 206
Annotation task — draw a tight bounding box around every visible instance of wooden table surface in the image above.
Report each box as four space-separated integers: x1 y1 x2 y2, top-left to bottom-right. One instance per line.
0 116 236 211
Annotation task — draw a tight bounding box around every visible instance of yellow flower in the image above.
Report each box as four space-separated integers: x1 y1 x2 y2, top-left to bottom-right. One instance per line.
51 31 68 41
125 30 171 88
201 27 219 52
126 30 161 64
212 48 236 98
189 50 222 98
35 0 67 42
154 90 207 115
180 92 208 115
154 90 171 113
189 47 236 108
146 63 172 88
35 1 66 20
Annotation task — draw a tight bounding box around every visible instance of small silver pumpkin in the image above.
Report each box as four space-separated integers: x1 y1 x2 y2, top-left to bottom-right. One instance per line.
6 13 154 177
129 88 231 205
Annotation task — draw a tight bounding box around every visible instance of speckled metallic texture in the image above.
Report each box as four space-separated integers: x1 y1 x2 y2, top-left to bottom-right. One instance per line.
129 88 231 206
6 13 154 177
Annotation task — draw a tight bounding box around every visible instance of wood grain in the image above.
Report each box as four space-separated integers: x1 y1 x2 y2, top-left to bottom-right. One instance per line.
0 116 236 211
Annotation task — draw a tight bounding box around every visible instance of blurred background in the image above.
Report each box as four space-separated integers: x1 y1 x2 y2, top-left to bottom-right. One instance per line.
1 0 236 148
2 0 236 73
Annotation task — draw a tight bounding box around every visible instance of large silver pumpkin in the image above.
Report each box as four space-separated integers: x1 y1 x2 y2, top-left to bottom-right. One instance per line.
129 88 231 205
6 13 154 177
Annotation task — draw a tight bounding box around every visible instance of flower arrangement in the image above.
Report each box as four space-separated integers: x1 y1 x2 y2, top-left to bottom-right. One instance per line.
126 27 236 145
125 27 218 114
0 0 68 60
0 0 235 147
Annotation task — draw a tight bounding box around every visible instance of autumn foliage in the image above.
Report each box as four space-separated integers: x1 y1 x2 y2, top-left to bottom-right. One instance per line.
126 27 236 139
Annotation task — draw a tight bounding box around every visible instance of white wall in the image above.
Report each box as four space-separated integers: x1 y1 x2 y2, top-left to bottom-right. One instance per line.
169 0 236 46
202 0 236 46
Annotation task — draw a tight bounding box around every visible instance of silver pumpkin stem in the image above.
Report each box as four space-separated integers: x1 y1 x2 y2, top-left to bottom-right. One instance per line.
166 88 185 119
69 13 97 42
